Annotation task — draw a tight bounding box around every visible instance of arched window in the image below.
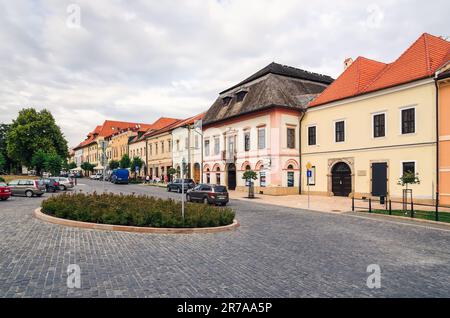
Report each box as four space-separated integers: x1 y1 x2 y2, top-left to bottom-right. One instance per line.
287 165 294 187
259 165 266 187
216 167 221 185
206 168 211 184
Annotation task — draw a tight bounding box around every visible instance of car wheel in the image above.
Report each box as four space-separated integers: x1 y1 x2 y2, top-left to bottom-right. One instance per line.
167 187 171 192
59 185 66 191
36 194 43 197
186 194 191 202
25 190 33 198
202 197 209 204
0 197 7 201
177 187 182 193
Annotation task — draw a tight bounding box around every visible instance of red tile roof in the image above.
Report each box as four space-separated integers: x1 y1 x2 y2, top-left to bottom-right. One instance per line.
310 33 450 107
144 113 205 138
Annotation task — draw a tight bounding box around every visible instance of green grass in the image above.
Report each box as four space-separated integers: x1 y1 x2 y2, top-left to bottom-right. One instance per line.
368 209 450 223
41 192 235 228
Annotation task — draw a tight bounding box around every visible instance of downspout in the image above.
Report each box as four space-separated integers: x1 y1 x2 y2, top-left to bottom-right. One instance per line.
299 112 304 195
435 77 440 205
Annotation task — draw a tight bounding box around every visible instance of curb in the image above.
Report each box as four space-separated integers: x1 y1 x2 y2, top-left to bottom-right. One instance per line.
34 208 240 234
350 211 450 227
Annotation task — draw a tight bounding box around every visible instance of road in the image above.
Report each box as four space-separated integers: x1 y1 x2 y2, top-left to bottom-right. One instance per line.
0 179 449 297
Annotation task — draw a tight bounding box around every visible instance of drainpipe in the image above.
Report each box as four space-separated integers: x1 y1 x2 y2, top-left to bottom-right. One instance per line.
435 77 440 205
298 112 304 195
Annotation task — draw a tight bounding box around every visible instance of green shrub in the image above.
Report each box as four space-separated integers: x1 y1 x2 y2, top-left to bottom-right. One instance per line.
41 192 235 228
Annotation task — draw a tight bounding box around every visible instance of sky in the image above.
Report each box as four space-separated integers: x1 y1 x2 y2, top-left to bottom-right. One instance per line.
0 0 449 147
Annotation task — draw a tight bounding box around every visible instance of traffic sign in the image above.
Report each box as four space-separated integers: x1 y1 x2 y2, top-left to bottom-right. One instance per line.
306 162 312 170
307 170 312 178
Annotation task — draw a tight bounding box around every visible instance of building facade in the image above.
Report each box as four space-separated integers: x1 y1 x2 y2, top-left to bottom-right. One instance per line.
302 33 450 203
437 61 450 205
172 113 205 183
202 62 333 195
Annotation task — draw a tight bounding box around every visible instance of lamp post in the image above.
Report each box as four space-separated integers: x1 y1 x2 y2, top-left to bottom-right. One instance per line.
181 157 186 220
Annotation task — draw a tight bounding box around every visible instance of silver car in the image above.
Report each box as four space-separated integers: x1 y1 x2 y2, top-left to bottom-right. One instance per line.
53 177 75 191
8 179 46 197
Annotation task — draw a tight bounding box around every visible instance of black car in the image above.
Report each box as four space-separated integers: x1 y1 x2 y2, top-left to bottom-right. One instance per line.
167 179 196 193
42 178 60 193
186 184 229 206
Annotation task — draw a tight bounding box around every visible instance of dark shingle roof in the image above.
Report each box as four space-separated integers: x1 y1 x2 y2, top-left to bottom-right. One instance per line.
220 62 334 94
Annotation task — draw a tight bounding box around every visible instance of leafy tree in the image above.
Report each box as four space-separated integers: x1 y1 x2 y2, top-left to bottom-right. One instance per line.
6 108 68 167
81 162 95 175
45 153 63 176
109 160 120 170
242 170 258 198
31 149 49 176
168 167 177 182
68 162 77 170
0 152 6 172
397 171 420 190
120 154 131 169
131 157 144 178
0 124 13 173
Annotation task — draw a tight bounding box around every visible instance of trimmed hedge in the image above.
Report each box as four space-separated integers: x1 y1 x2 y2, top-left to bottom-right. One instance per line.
41 192 235 228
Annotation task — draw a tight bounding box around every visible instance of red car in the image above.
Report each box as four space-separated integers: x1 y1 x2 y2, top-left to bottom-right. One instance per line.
0 182 11 201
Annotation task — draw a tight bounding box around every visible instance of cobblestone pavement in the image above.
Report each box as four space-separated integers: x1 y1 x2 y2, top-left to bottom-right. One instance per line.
0 179 450 298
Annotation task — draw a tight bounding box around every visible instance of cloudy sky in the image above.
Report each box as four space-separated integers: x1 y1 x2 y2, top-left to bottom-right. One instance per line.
1 0 448 147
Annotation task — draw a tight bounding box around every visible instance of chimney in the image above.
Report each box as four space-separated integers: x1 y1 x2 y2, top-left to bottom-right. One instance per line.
344 58 353 70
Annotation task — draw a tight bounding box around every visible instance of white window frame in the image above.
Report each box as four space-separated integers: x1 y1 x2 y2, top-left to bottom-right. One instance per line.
214 136 220 155
333 119 346 143
399 105 417 135
204 138 210 157
400 160 417 177
257 127 266 150
371 111 387 139
286 125 297 149
307 124 318 146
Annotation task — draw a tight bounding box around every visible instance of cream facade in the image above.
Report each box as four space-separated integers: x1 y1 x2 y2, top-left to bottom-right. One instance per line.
203 108 302 195
301 79 438 203
437 63 450 205
146 131 173 181
129 137 147 177
106 129 137 162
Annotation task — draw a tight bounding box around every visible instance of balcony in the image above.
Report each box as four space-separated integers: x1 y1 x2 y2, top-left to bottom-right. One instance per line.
222 149 236 163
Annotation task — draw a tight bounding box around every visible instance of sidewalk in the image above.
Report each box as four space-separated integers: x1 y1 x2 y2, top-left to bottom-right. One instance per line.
229 191 352 213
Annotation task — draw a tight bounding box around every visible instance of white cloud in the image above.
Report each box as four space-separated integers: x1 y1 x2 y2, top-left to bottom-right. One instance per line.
0 0 448 147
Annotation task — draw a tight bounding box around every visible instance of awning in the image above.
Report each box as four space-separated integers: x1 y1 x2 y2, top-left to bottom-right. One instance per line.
70 167 83 171
94 165 104 170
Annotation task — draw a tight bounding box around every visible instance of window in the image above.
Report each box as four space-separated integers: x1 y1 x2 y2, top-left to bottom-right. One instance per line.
216 167 221 185
176 140 180 151
155 143 158 155
258 127 266 149
402 161 415 176
308 126 316 146
373 113 386 138
206 169 210 183
161 141 164 153
222 96 232 106
287 165 294 188
236 91 247 102
214 137 220 155
287 127 296 149
185 137 189 150
204 139 210 156
168 141 171 152
335 121 345 142
149 144 152 156
244 131 251 152
259 166 266 187
195 135 199 149
402 108 415 134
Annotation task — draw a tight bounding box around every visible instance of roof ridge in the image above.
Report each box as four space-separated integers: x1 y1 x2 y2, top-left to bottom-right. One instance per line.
423 33 432 75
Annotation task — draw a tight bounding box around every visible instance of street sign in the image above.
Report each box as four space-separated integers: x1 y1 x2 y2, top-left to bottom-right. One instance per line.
307 170 312 178
135 166 139 173
306 162 312 170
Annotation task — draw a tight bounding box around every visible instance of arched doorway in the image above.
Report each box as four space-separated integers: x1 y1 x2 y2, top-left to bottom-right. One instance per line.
331 162 352 197
193 163 201 183
227 163 237 190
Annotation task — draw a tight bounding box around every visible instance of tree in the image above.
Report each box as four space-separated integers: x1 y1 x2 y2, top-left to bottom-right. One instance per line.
0 152 5 172
242 170 258 198
0 124 13 173
81 162 95 175
31 149 49 176
109 160 120 170
45 153 63 176
6 108 68 167
131 157 144 178
120 154 131 169
167 167 177 182
397 171 421 189
68 162 77 170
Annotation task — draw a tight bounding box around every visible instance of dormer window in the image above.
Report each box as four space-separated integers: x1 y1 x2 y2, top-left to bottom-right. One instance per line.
236 91 247 102
222 96 232 106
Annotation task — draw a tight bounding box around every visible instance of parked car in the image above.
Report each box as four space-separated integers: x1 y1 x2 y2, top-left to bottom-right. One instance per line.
110 169 129 184
53 177 75 191
90 173 103 180
167 179 196 193
7 179 46 197
42 178 60 193
186 184 229 206
0 182 11 201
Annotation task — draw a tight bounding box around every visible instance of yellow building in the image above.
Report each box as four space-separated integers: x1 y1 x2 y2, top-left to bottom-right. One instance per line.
302 33 450 203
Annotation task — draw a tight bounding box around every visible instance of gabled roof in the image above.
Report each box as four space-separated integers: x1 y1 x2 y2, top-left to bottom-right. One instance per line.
144 113 205 139
149 117 180 130
204 64 332 126
310 33 450 107
99 120 154 138
221 62 334 94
